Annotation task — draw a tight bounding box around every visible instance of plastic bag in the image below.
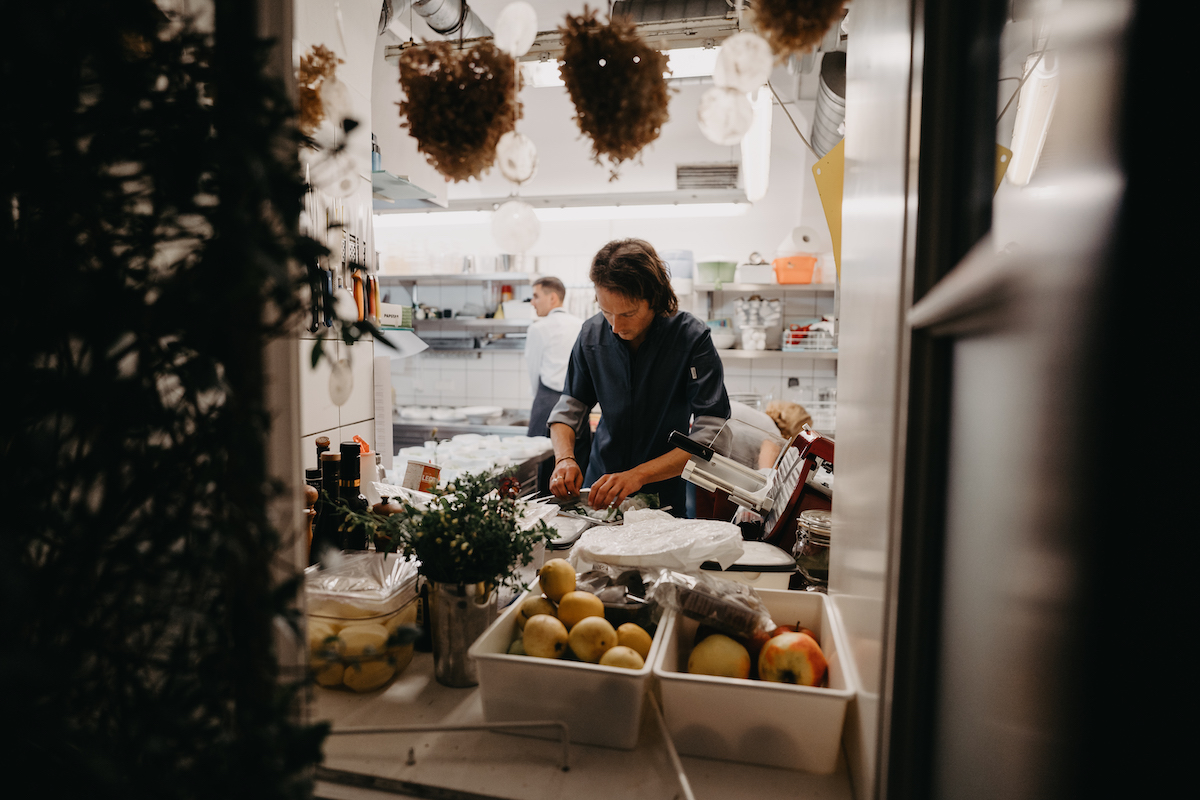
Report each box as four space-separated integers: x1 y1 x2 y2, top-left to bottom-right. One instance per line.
571 513 744 572
645 568 775 639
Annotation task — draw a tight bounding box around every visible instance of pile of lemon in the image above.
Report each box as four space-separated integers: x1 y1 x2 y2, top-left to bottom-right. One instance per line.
508 558 653 669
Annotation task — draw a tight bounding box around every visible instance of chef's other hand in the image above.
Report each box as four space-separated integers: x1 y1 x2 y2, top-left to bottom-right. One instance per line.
588 471 644 511
550 458 583 498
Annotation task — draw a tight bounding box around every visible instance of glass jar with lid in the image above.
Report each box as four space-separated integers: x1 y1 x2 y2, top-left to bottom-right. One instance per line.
792 509 832 591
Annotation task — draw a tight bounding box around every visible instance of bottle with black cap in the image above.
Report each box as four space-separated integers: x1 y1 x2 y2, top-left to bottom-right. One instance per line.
310 451 342 565
339 441 370 551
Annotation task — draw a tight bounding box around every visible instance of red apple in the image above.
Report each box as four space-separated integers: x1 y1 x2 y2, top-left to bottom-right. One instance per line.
757 631 828 687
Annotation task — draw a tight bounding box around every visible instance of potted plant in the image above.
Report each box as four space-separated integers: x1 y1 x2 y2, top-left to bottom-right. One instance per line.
347 471 555 687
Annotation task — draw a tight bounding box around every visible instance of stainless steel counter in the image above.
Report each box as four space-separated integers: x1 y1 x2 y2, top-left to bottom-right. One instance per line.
392 409 531 450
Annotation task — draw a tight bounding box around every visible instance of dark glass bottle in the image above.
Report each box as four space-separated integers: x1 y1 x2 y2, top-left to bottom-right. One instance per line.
309 451 342 565
339 441 369 551
315 436 331 464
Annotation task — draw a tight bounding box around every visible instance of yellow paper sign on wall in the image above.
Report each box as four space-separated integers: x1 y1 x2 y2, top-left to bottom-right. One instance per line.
812 139 845 282
995 143 1012 193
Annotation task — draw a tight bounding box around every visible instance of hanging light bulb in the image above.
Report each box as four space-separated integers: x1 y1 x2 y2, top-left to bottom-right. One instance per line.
495 131 539 184
698 86 754 146
712 32 774 93
494 2 539 57
492 199 540 253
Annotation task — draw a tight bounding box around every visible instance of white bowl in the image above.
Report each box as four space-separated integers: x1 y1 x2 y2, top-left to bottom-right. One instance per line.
711 331 737 349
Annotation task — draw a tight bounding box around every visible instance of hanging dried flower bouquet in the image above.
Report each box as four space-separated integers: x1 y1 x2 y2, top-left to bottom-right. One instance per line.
558 6 671 178
397 40 520 182
297 44 344 135
750 0 847 58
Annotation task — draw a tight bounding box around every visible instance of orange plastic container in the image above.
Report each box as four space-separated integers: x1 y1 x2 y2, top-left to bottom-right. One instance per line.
773 255 817 284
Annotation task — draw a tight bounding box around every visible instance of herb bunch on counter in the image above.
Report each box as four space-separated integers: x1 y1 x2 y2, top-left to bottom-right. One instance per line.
345 472 556 590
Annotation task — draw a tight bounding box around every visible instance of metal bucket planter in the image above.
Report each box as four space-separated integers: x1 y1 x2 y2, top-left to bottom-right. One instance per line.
427 580 498 687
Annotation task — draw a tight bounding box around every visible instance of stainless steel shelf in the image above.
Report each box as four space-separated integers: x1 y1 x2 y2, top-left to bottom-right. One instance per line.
695 282 838 292
378 272 535 286
718 349 839 360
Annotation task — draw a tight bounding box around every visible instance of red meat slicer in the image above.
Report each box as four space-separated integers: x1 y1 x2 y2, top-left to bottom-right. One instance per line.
672 424 834 553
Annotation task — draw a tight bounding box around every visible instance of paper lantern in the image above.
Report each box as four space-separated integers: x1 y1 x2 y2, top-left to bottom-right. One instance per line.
713 32 773 93
494 2 538 57
697 86 754 146
496 131 538 184
492 200 540 253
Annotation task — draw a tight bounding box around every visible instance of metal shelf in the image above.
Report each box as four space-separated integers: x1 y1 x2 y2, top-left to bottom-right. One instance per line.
378 272 535 286
718 349 838 360
694 282 838 293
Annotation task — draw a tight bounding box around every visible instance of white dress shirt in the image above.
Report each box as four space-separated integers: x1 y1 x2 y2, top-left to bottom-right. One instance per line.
526 306 584 393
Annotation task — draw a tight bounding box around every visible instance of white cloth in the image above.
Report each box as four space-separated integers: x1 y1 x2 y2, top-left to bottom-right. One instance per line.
526 307 583 394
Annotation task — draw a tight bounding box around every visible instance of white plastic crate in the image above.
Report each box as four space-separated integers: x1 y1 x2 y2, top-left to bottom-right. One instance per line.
652 588 856 774
468 590 666 750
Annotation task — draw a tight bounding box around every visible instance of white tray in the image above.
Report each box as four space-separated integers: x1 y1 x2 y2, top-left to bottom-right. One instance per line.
652 588 856 774
469 589 665 749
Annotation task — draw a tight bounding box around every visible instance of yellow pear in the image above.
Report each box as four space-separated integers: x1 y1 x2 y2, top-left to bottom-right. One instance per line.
568 615 617 663
538 558 576 602
556 590 605 630
599 645 645 670
617 623 654 661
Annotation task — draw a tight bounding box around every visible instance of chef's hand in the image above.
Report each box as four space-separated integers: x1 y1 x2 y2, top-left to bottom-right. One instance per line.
587 471 644 511
550 457 583 498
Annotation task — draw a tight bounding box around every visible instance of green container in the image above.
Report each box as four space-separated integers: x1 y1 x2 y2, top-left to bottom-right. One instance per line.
696 261 737 283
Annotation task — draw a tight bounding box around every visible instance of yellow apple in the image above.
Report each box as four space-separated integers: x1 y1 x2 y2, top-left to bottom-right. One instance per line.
556 590 605 630
757 631 828 686
617 623 653 661
568 615 617 662
687 633 751 679
598 645 645 670
538 558 576 602
522 614 569 659
343 660 396 692
515 594 558 630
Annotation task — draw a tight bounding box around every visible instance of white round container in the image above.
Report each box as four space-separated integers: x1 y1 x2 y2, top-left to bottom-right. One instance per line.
699 541 797 590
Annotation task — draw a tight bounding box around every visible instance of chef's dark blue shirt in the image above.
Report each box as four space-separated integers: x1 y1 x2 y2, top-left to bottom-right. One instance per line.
547 310 730 514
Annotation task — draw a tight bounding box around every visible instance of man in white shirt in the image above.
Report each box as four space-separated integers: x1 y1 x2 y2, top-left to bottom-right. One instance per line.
525 277 589 489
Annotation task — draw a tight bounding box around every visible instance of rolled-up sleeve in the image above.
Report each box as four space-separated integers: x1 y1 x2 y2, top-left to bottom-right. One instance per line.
685 331 730 446
547 339 596 432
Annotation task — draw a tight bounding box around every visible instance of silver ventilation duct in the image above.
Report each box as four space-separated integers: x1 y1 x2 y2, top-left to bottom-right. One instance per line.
811 51 846 158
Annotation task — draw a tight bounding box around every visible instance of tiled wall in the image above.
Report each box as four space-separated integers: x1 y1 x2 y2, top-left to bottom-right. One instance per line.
392 350 534 410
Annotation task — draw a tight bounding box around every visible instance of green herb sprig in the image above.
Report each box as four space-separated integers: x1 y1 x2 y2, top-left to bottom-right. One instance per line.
342 471 555 590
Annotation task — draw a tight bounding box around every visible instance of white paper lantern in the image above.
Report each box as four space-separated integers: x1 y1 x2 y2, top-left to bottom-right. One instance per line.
713 32 774 93
495 131 538 184
697 86 754 146
492 200 540 253
319 76 353 125
494 2 538 57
